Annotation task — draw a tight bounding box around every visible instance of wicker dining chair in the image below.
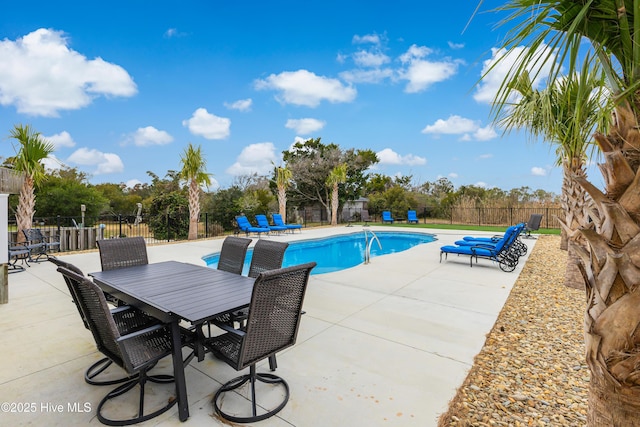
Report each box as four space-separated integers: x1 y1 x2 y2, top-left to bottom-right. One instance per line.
217 236 251 275
247 239 289 278
50 256 139 386
206 262 316 423
97 237 149 271
57 266 181 426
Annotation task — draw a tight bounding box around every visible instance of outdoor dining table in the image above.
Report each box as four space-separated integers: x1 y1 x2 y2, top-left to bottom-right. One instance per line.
89 260 255 422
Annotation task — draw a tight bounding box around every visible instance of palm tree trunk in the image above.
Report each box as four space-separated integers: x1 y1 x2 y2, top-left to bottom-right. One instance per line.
16 177 35 243
278 186 287 222
187 179 200 240
330 184 338 226
575 105 640 425
561 160 590 290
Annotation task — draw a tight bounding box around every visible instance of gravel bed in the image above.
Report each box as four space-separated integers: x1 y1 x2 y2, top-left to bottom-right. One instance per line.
438 235 588 426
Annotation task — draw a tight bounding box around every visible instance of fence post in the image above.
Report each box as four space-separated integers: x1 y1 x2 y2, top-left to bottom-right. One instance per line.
118 214 123 238
166 211 170 242
204 213 208 238
477 207 481 226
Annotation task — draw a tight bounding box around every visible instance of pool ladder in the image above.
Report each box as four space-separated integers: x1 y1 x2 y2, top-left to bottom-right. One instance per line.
364 229 382 264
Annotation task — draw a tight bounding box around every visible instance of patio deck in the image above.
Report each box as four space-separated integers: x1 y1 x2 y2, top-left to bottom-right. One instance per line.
0 226 536 426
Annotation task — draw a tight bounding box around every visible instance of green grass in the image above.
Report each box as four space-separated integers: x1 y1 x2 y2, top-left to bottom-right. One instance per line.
352 221 560 235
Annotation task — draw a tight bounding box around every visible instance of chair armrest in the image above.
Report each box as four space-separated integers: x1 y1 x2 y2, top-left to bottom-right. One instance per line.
211 319 247 337
117 323 167 342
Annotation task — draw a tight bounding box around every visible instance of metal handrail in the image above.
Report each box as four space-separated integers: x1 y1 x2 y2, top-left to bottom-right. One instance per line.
363 229 381 264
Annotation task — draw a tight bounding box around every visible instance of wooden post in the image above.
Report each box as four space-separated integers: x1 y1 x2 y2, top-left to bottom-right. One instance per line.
1 194 9 304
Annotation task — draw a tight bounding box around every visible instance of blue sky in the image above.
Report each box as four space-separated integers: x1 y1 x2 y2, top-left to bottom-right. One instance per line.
0 1 585 194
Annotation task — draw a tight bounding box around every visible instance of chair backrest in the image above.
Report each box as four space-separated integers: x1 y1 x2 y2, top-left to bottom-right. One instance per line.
218 236 251 275
407 210 417 220
56 266 126 368
272 213 285 226
255 214 270 228
238 262 316 369
97 237 148 271
361 210 370 222
248 240 289 278
22 228 44 244
236 215 251 231
50 257 88 328
382 211 391 219
526 214 543 231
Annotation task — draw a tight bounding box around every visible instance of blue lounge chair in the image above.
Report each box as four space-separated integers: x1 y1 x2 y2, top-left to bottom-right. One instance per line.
272 213 302 233
440 225 522 272
255 214 288 233
407 210 419 224
382 211 394 224
236 215 270 237
456 223 527 258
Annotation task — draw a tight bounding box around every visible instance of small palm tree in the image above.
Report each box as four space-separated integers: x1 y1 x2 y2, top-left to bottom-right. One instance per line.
498 62 610 288
326 163 347 226
275 165 292 222
179 143 212 240
6 124 54 242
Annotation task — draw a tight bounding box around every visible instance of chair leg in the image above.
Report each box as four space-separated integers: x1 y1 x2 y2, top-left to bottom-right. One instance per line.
213 364 290 423
85 357 138 386
97 368 176 426
268 355 277 371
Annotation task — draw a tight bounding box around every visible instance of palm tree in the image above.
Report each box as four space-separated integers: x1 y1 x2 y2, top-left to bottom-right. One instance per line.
275 165 292 222
498 62 610 289
326 163 347 226
6 124 54 242
482 0 640 423
179 143 212 240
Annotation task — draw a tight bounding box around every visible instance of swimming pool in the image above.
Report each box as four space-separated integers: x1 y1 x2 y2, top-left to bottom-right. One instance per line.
202 231 437 275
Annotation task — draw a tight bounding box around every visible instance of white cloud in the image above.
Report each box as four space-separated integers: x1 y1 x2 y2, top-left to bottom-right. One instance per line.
224 98 252 112
0 28 137 117
448 42 465 49
396 45 461 93
478 153 494 159
474 125 498 141
422 115 498 141
352 34 381 45
226 142 279 176
475 181 488 188
474 44 555 104
254 69 356 107
531 166 548 176
125 179 142 189
353 50 390 67
42 154 62 171
165 28 178 38
182 108 231 139
339 68 393 84
67 147 124 175
130 126 173 146
377 148 426 166
44 131 75 149
285 118 326 135
399 45 433 63
422 115 478 134
448 173 459 178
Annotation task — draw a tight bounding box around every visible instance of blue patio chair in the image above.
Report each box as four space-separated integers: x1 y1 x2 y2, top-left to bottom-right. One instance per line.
439 225 522 272
382 211 394 224
407 210 419 224
236 215 270 237
255 214 288 233
456 223 527 258
272 213 302 233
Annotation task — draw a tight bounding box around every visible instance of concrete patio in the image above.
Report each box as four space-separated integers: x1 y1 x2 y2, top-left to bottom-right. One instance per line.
0 226 536 426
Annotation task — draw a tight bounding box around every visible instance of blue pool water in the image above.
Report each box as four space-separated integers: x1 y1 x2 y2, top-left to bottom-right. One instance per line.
202 231 437 275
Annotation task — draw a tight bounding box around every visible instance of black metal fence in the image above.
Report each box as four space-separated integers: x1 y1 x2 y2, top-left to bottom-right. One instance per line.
9 205 562 253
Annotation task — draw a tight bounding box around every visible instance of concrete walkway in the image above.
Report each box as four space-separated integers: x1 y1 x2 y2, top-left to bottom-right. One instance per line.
0 226 536 426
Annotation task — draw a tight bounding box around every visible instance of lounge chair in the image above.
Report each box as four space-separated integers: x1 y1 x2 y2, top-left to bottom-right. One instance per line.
255 214 288 233
236 215 270 237
523 213 543 239
8 243 30 272
272 213 302 232
407 210 419 224
440 226 522 272
382 211 394 224
456 223 527 257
